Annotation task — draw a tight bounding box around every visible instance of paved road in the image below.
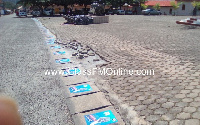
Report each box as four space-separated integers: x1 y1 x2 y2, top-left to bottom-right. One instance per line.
0 15 74 125
39 15 200 125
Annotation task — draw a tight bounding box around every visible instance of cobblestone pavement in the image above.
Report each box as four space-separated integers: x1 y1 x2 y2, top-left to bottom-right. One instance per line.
39 15 200 125
0 15 74 125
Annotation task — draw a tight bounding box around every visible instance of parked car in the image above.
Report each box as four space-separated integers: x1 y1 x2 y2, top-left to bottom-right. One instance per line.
5 10 13 15
32 9 41 17
112 10 119 15
43 8 52 16
125 10 133 15
106 10 114 15
142 9 161 15
117 10 125 15
16 10 27 17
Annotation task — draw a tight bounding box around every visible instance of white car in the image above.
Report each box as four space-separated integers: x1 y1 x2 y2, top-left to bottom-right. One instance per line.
117 10 125 15
32 10 41 17
18 10 27 17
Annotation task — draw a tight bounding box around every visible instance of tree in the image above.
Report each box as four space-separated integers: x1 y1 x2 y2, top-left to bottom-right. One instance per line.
75 0 92 9
170 1 182 15
192 1 200 9
136 0 147 10
153 3 160 10
4 1 17 10
17 0 53 16
17 0 52 10
52 0 75 14
192 1 200 15
141 3 148 10
104 0 121 9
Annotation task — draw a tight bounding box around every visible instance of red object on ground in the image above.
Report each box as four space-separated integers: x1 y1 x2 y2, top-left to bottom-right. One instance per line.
176 19 200 26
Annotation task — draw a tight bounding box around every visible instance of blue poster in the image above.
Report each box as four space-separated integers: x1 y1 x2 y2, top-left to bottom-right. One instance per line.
69 84 92 93
46 38 55 44
53 51 66 55
84 110 118 125
60 58 70 63
47 42 54 45
64 68 81 75
50 46 61 49
55 59 70 63
47 36 53 38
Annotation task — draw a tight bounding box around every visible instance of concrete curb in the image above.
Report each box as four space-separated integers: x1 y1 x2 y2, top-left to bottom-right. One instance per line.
34 18 125 125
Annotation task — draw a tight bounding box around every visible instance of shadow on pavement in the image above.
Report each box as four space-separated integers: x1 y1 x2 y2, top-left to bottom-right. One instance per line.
181 25 200 30
13 15 63 19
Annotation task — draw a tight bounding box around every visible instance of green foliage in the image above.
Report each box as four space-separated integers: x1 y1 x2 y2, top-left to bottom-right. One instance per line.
16 0 146 10
192 1 200 9
74 0 92 8
95 5 104 16
105 0 143 8
153 3 160 10
4 1 17 10
141 3 148 10
170 1 182 10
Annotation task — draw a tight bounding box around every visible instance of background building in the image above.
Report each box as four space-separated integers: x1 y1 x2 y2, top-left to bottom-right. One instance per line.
145 0 200 15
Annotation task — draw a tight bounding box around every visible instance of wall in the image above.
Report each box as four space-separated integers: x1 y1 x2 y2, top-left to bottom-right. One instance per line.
176 2 194 16
148 2 199 16
160 7 172 15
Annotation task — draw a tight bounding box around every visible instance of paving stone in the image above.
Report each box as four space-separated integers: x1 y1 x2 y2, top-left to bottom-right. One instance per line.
175 102 188 107
194 97 200 101
157 90 166 94
129 100 141 106
38 16 200 125
156 98 168 103
192 112 200 119
198 107 200 112
196 86 200 89
169 120 184 125
120 93 133 97
192 89 200 93
168 98 181 103
161 114 175 121
164 87 173 91
149 104 161 110
183 107 196 113
190 102 200 107
134 105 147 111
142 99 155 105
185 86 195 90
162 102 174 108
180 90 191 94
175 94 186 99
137 96 147 101
139 109 154 117
182 98 193 103
173 86 185 90
185 119 200 125
154 121 168 125
154 108 168 115
146 115 160 122
190 82 199 86
187 93 198 98
150 95 161 99
162 93 174 98
176 112 190 119
169 107 182 114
